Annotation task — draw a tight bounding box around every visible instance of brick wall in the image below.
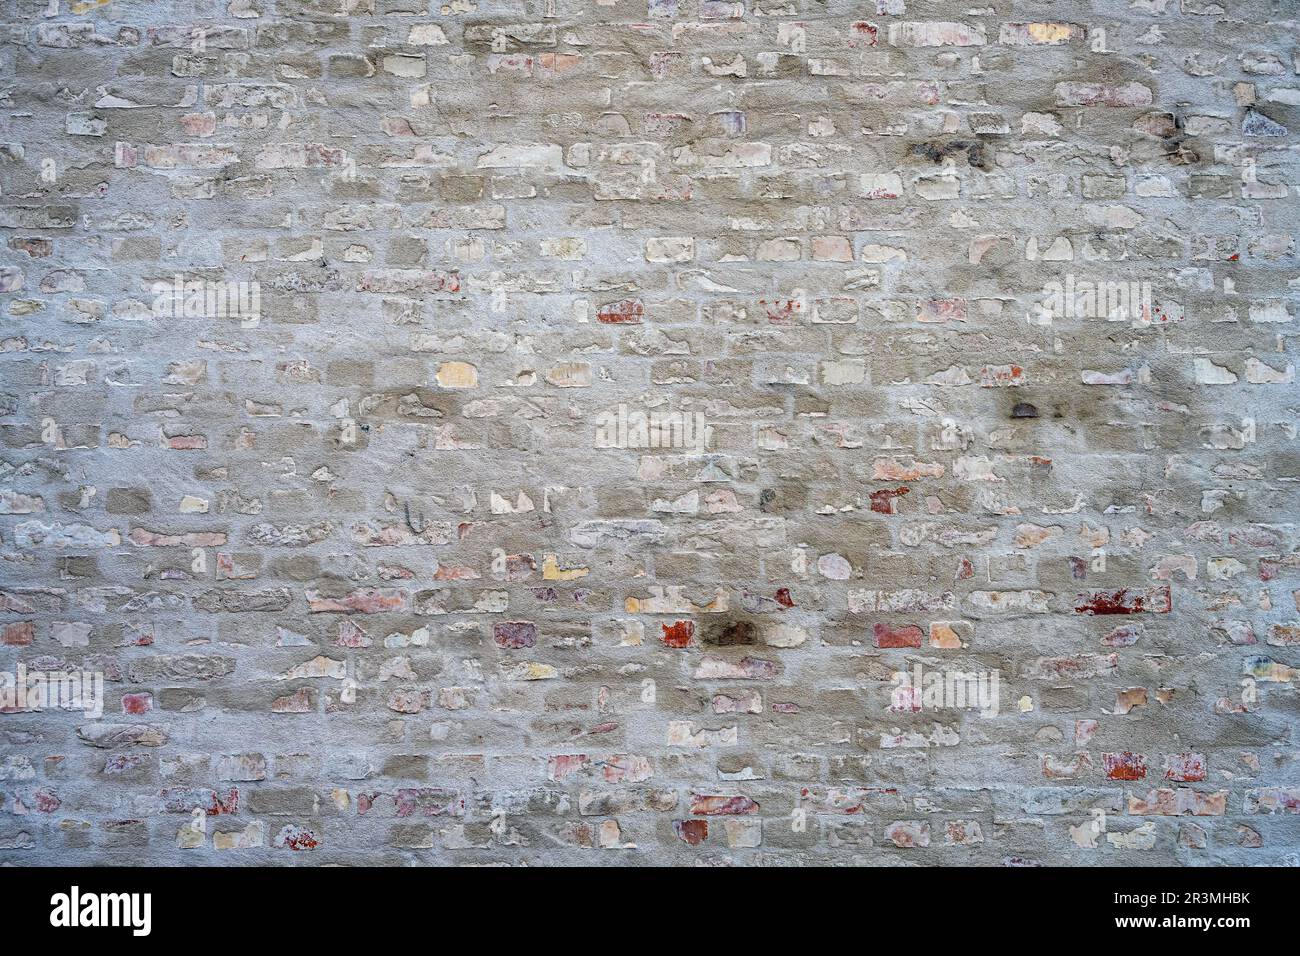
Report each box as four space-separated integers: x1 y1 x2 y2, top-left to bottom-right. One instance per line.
1 0 1298 864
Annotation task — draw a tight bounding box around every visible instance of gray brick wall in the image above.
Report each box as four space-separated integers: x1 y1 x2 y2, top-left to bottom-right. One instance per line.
1 0 1298 865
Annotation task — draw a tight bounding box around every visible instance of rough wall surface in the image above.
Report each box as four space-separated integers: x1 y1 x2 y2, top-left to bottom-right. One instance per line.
1 0 1299 867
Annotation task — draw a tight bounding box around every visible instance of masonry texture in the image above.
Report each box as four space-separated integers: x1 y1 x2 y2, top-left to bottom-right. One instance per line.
0 0 1298 867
